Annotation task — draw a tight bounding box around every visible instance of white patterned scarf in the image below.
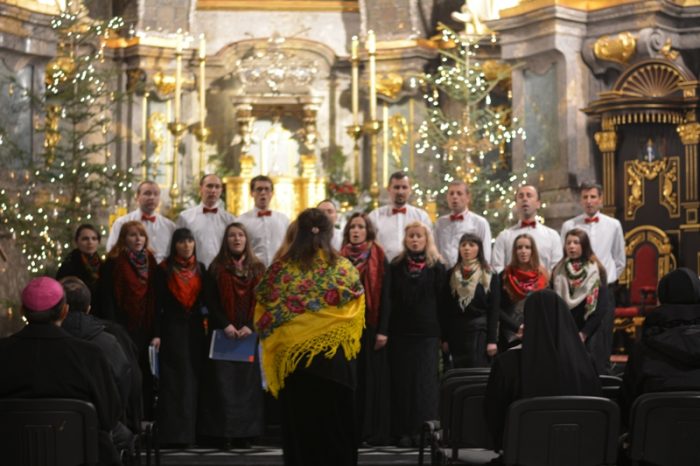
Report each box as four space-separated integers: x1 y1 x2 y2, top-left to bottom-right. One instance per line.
552 259 601 320
450 258 491 311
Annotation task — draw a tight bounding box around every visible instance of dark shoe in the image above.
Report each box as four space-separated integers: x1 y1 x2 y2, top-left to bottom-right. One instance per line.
397 435 412 448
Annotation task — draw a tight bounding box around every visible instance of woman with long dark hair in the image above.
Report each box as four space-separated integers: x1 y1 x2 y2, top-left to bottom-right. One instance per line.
551 228 609 367
56 224 103 314
340 212 391 445
199 222 266 447
388 221 446 447
440 232 500 368
153 227 209 446
254 208 365 466
499 233 549 348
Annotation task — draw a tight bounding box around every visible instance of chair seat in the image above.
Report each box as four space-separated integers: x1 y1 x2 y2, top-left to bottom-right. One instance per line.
615 306 639 318
455 448 501 465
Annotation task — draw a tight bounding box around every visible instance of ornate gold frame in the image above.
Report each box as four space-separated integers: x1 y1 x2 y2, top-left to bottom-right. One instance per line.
196 0 359 11
619 224 675 286
624 157 680 220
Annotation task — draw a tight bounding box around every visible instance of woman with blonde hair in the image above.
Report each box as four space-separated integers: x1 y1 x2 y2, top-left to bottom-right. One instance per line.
388 221 446 447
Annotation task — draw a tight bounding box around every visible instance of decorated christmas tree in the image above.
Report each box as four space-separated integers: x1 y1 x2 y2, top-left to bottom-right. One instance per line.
0 6 133 274
413 7 531 233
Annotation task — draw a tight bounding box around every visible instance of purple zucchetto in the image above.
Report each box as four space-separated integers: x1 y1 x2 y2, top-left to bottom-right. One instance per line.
21 277 65 312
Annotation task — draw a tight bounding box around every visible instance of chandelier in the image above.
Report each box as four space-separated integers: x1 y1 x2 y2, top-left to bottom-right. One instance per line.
236 33 319 93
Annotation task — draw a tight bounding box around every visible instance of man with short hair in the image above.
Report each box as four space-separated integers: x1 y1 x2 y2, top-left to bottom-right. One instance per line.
435 181 492 267
561 181 625 373
0 277 122 465
106 180 176 262
238 175 290 267
368 172 432 262
177 174 236 268
491 184 563 273
317 199 343 250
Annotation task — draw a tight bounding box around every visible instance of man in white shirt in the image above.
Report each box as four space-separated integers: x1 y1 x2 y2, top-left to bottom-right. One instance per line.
435 180 492 267
491 184 563 273
368 171 432 262
237 175 290 267
176 174 236 268
561 181 626 374
317 199 343 250
106 180 176 262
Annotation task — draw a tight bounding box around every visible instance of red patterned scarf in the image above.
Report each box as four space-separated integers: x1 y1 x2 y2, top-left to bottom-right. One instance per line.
80 252 101 284
216 259 262 326
165 255 202 311
113 249 157 332
341 241 385 327
504 265 548 303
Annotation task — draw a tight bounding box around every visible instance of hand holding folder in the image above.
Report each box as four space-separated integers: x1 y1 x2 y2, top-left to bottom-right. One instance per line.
209 329 257 362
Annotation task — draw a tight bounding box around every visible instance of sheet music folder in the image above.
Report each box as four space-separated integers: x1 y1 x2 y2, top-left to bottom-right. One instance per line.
209 329 257 363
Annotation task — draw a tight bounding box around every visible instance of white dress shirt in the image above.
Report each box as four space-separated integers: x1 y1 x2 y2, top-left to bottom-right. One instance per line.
560 212 625 284
491 220 563 273
237 207 290 267
106 209 176 263
435 209 492 267
176 202 236 268
332 228 343 251
368 204 432 262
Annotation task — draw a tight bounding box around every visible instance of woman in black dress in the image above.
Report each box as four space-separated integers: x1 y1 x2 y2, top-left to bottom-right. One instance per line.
56 224 103 314
153 228 208 446
440 232 500 368
388 221 445 447
340 212 391 445
199 222 266 447
551 228 609 370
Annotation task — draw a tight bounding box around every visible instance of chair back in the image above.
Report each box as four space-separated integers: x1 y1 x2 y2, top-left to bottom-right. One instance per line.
439 375 489 438
502 396 619 466
629 391 700 466
600 375 622 403
449 383 493 459
0 398 99 466
442 367 491 381
620 225 675 307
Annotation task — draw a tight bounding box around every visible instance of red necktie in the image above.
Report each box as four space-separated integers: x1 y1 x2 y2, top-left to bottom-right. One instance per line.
521 220 536 228
203 207 218 214
141 214 156 223
257 210 272 217
449 214 464 221
392 207 407 215
584 216 599 224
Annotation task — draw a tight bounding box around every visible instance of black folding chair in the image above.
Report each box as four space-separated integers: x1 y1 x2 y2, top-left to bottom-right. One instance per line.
442 367 491 381
599 374 622 403
0 398 99 466
628 391 700 466
419 375 493 466
502 396 619 466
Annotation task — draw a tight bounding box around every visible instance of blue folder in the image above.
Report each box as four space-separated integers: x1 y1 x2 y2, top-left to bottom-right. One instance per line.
209 330 257 363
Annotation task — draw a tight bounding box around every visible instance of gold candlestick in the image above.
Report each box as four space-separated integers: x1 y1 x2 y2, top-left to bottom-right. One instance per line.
198 34 207 176
364 119 381 208
168 121 188 208
346 124 363 183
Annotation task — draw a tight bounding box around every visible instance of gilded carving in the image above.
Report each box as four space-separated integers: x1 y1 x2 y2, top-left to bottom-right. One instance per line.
147 112 167 155
677 122 700 145
126 68 146 93
594 130 617 152
593 32 636 65
153 71 176 96
482 60 512 81
388 114 408 167
376 73 404 100
625 157 680 220
659 38 679 61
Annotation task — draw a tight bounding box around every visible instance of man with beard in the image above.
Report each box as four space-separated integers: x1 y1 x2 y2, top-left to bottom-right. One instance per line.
368 172 432 262
237 175 290 267
491 184 562 273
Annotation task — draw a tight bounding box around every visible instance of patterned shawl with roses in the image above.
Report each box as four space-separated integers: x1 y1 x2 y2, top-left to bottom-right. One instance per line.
254 252 365 397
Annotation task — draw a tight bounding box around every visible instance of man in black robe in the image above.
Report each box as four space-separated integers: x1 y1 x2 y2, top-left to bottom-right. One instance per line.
0 277 122 465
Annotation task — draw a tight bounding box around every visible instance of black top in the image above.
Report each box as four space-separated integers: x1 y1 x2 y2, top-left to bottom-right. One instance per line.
153 262 210 338
56 248 102 314
569 283 608 338
440 270 501 343
485 290 601 448
388 259 446 338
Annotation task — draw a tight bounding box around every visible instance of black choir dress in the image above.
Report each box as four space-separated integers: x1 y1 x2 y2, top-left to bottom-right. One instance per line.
154 263 209 445
440 272 500 368
388 257 445 443
56 248 102 314
197 268 265 442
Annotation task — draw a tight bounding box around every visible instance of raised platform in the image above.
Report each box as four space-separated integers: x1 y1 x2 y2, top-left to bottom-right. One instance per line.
156 445 420 466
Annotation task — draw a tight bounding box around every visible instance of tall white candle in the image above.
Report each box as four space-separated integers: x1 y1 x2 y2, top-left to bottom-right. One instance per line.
367 30 377 121
351 35 359 125
174 33 182 123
